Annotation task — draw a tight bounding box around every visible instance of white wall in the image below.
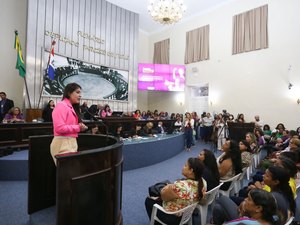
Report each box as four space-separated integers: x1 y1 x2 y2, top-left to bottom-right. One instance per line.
0 0 27 108
142 0 300 129
2 0 300 129
136 31 150 112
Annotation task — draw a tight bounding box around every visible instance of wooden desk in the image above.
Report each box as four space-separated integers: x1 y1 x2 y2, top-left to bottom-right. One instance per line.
0 122 103 148
0 118 175 148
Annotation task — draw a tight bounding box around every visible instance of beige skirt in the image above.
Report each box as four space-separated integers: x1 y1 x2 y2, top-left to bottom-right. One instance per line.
50 136 78 165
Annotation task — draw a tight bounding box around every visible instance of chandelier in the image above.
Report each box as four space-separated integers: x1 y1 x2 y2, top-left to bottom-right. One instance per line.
148 0 187 25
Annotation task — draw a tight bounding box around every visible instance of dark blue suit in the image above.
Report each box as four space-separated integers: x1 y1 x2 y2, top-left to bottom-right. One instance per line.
0 98 14 122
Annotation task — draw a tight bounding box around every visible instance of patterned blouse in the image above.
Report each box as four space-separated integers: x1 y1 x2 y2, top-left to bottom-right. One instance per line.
241 151 252 168
162 178 206 212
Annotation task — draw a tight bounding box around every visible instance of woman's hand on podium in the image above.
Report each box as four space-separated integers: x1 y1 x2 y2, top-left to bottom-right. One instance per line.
79 122 88 131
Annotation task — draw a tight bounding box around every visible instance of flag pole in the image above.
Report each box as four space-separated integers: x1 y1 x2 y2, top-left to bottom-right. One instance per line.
14 30 32 109
24 77 32 109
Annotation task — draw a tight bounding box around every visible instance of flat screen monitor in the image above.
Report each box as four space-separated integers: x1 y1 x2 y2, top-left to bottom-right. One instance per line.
138 63 186 92
111 111 123 117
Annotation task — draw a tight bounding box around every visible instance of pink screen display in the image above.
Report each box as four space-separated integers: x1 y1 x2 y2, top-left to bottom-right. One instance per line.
138 63 186 92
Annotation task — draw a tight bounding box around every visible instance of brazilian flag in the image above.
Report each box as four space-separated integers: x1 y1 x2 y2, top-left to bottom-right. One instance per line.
14 30 26 78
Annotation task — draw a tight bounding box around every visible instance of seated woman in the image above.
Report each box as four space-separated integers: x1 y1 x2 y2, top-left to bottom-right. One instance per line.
140 111 148 120
245 132 258 153
145 158 206 225
276 156 298 198
143 122 155 137
259 138 300 170
262 166 295 223
217 139 242 190
239 140 252 168
129 124 145 137
275 123 286 139
3 107 25 123
213 166 295 225
237 152 298 202
198 149 220 191
174 116 183 131
254 128 266 147
133 109 141 120
212 189 280 225
42 100 55 122
112 124 124 141
88 124 101 135
100 104 112 118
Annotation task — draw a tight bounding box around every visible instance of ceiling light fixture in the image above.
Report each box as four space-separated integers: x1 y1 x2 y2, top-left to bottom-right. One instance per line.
148 0 186 25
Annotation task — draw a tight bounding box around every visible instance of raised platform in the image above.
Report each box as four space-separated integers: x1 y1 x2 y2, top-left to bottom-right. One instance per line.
0 150 28 180
0 132 185 225
123 133 185 170
0 133 185 181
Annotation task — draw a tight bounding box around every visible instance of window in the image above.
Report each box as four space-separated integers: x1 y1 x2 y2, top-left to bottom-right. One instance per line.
184 25 209 64
232 5 268 54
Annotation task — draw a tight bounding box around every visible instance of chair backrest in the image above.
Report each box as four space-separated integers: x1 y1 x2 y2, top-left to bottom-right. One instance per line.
220 172 242 184
150 202 198 225
179 202 199 225
204 182 224 205
219 173 243 196
284 216 294 225
237 169 246 182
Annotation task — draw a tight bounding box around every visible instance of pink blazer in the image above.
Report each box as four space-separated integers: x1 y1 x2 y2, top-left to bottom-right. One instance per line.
52 98 80 137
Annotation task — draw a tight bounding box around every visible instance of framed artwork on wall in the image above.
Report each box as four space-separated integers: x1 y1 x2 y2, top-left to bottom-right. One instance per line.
42 52 129 101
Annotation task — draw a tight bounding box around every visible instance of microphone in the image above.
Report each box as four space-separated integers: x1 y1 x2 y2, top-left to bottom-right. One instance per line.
84 108 98 121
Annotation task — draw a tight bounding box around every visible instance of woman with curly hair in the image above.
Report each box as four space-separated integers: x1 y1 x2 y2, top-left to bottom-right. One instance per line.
3 106 25 123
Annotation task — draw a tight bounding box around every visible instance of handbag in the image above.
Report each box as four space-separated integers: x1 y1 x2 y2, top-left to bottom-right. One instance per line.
148 180 171 197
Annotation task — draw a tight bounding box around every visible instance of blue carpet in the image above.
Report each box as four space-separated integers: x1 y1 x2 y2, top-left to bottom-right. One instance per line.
1 142 299 225
122 142 215 225
0 181 29 225
0 151 28 180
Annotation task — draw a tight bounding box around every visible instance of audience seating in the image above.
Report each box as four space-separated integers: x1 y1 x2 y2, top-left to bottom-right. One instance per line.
253 147 262 169
218 173 242 197
245 155 254 180
196 182 223 225
150 202 198 225
233 170 247 195
284 216 294 225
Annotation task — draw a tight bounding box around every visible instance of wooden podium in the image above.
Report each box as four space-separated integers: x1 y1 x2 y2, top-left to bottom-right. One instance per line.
28 134 123 225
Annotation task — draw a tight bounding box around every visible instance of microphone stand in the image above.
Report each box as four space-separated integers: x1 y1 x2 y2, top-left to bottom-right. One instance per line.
84 108 109 140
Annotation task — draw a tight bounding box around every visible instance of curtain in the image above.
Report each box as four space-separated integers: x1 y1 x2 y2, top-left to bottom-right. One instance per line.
184 25 209 64
153 39 170 64
232 4 268 54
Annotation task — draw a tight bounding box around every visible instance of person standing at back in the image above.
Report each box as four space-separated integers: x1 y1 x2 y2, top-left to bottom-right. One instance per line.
50 83 88 165
42 100 55 122
0 92 14 123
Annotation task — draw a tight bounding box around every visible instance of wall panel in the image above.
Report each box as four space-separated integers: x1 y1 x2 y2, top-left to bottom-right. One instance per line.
26 0 138 111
